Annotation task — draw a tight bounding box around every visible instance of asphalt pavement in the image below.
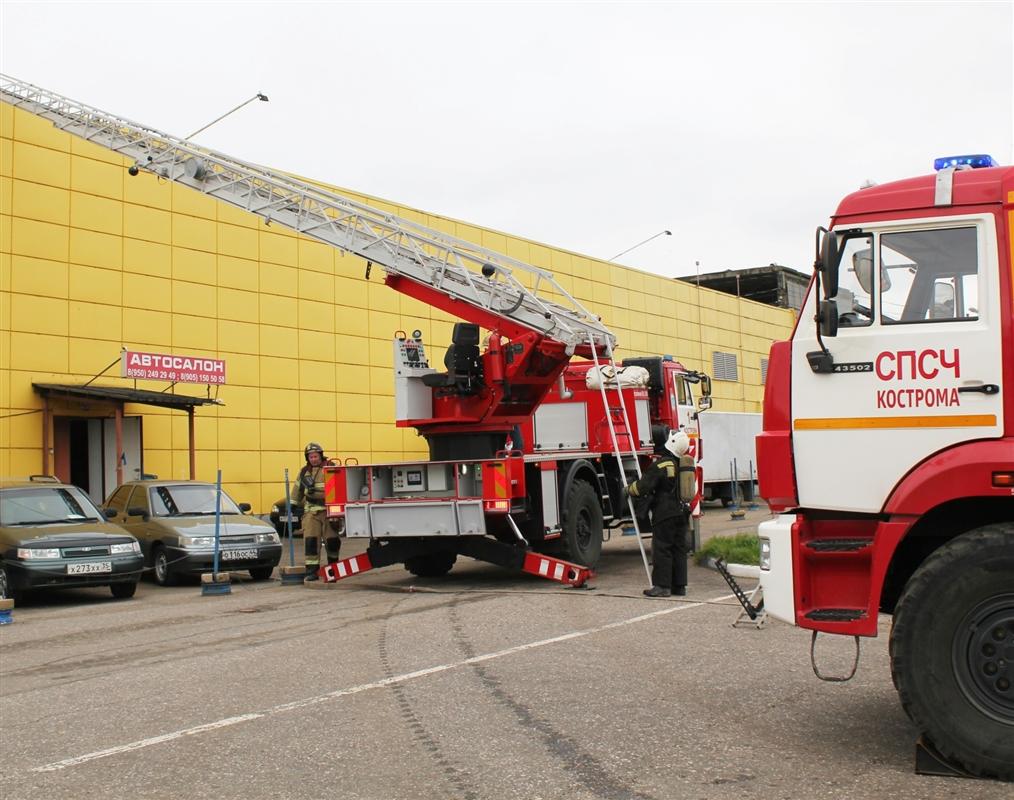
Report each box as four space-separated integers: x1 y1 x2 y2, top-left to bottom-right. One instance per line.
1 506 1009 799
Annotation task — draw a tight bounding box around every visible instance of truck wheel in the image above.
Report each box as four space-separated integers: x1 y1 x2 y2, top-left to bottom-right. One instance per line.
405 551 457 578
890 523 1014 780
559 479 603 568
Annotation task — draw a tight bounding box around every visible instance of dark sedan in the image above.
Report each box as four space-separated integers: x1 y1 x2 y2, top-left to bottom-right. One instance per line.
105 481 282 585
0 478 144 601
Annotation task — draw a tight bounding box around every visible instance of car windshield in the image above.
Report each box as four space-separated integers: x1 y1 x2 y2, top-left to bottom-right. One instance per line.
0 486 104 526
151 484 242 516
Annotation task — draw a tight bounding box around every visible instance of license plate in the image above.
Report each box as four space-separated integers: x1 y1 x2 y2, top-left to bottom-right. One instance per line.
221 549 258 561
67 562 112 574
279 515 295 523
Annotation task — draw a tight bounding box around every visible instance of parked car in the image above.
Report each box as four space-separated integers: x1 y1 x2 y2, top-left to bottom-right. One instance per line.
0 477 143 601
269 498 303 538
104 480 282 585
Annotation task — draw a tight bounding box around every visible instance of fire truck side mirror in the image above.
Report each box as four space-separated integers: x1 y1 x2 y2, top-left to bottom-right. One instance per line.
819 230 840 299
818 299 839 338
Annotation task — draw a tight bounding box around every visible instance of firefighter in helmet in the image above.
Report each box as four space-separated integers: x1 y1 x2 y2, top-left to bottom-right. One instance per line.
292 442 340 582
626 425 692 597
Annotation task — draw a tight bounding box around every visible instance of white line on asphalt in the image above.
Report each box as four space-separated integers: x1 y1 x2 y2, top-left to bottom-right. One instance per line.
33 592 735 773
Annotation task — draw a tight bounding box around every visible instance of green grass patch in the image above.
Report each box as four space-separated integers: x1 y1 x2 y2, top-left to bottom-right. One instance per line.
695 533 760 566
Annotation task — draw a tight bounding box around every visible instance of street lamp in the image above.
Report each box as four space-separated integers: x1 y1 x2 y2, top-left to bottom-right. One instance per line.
608 230 672 262
186 92 270 139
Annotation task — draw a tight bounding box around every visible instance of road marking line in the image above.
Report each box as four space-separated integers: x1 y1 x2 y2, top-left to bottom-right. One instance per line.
33 592 734 773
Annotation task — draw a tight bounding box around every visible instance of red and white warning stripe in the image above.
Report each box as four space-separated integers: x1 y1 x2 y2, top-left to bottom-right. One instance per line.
320 553 373 583
521 552 592 587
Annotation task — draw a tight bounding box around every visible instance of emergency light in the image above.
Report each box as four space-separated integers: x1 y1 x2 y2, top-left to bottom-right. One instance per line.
933 154 998 170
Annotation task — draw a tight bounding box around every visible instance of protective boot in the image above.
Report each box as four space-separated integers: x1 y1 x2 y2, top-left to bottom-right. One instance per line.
672 585 687 596
643 586 671 598
325 537 341 564
304 536 320 583
304 563 319 582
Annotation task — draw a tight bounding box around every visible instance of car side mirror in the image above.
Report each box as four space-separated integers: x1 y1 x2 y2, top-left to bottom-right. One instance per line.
238 502 251 513
126 506 149 521
817 229 840 299
103 507 117 519
818 300 839 338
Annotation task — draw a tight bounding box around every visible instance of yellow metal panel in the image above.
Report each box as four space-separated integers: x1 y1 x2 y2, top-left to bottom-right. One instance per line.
297 299 334 334
69 135 125 166
217 203 257 228
173 280 216 318
298 360 336 393
69 301 121 341
71 155 123 199
260 293 297 326
367 338 394 369
371 395 394 423
298 388 334 420
123 238 171 277
368 280 399 314
10 331 67 371
0 173 10 216
260 230 298 266
217 286 260 323
171 183 218 218
367 310 401 341
8 448 42 476
12 141 70 187
259 261 297 297
334 275 368 308
220 385 258 418
299 268 334 303
335 304 369 337
219 417 261 450
172 314 216 350
12 255 68 297
124 203 171 244
70 191 122 235
12 179 69 225
259 356 289 388
11 217 68 261
172 214 216 252
218 320 259 355
216 450 261 483
14 108 69 151
260 324 297 358
218 222 258 260
369 366 393 396
123 273 170 311
218 255 259 292
260 388 299 421
371 423 402 452
70 228 121 269
334 364 370 394
297 329 335 363
9 410 42 447
173 247 215 284
335 334 367 365
67 337 122 377
11 294 67 335
122 308 171 347
220 352 259 386
336 421 371 452
123 170 171 210
298 238 333 273
0 101 12 139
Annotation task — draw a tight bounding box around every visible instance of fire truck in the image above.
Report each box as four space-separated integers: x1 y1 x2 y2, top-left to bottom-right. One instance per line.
755 155 1013 780
0 75 711 588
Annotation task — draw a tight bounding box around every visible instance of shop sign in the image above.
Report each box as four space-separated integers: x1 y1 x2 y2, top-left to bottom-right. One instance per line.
121 350 226 385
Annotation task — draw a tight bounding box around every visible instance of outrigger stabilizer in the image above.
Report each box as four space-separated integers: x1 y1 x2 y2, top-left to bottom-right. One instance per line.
318 538 593 588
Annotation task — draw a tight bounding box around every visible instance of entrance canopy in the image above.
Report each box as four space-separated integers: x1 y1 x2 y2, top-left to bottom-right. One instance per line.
33 384 222 485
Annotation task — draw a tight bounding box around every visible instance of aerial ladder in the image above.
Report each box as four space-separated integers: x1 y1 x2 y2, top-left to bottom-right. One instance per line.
0 74 658 586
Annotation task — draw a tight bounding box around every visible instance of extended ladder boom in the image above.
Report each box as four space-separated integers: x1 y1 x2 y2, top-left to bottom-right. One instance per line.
0 74 614 355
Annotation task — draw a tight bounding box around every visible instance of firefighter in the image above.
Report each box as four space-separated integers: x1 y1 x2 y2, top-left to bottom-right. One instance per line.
626 425 692 598
291 442 340 582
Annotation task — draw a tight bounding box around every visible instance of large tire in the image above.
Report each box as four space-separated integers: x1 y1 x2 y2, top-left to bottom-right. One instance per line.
152 546 178 587
890 523 1014 780
0 565 17 602
558 479 603 568
405 551 457 578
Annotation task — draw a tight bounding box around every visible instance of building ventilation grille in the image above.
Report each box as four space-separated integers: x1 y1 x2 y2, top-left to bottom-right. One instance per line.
760 357 769 385
712 351 739 382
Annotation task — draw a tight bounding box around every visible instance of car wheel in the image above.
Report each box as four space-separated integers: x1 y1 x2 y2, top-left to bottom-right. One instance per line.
152 546 177 587
0 565 16 602
248 566 274 581
110 581 138 599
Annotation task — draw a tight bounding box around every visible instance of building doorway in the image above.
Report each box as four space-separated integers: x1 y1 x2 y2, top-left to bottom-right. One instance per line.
53 416 143 503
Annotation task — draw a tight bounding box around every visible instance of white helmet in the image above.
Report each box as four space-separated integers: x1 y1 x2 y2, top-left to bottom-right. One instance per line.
665 429 690 458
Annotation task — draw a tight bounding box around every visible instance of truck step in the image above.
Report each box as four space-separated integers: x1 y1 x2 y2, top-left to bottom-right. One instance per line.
805 608 865 622
805 538 873 552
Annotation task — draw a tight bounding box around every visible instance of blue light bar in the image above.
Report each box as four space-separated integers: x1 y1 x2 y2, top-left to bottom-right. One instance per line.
933 154 998 170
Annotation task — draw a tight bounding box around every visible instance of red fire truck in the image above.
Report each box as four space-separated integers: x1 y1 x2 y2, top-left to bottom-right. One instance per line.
0 75 711 590
756 155 1013 780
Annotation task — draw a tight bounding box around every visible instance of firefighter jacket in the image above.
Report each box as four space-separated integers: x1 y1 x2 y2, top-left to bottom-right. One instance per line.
628 456 687 524
293 461 334 513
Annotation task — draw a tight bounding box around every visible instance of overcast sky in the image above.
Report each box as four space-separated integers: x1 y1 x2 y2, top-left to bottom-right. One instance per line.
3 1 1012 279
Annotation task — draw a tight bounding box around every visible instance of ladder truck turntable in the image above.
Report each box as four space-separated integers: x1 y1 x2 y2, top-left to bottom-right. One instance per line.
0 75 713 588
756 155 1013 780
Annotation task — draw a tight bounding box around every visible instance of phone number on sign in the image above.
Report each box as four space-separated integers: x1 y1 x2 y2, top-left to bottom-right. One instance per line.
124 367 226 384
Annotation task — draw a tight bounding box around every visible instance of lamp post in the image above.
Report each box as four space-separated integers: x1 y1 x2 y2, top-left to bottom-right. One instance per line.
186 92 270 139
608 230 672 262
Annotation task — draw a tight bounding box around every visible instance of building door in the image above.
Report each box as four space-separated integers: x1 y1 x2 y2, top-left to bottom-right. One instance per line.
53 415 143 503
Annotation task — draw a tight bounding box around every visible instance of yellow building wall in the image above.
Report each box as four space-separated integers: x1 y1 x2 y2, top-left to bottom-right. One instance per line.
0 100 796 512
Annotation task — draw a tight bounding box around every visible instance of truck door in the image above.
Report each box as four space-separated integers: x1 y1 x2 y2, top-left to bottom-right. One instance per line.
791 216 1004 512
